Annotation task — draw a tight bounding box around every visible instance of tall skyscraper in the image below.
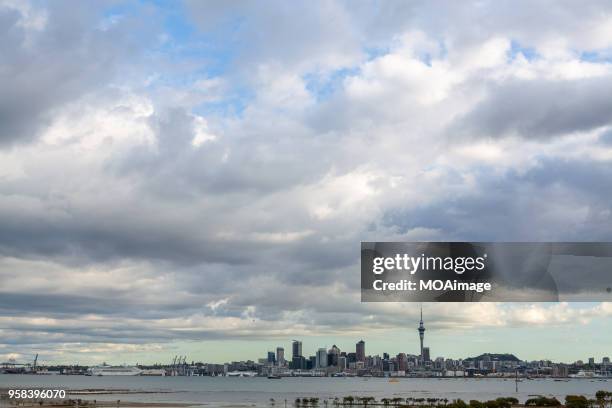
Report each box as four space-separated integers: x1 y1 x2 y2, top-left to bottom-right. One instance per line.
267 351 276 364
316 348 328 368
328 344 340 366
422 347 430 362
292 340 302 358
356 340 365 362
308 356 316 370
276 347 285 366
397 353 407 371
338 355 347 370
418 306 426 360
291 355 306 370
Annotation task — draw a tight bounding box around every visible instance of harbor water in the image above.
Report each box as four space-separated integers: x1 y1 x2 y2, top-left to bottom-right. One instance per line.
1 375 610 407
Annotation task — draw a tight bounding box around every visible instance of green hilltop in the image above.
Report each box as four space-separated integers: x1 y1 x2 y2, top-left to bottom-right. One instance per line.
464 353 521 362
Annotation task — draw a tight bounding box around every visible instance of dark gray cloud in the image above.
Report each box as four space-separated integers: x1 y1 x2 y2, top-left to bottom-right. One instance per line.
452 77 612 139
382 156 612 242
0 1 150 146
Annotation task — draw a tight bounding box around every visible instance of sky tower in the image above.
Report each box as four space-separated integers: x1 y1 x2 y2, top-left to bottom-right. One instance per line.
418 305 426 360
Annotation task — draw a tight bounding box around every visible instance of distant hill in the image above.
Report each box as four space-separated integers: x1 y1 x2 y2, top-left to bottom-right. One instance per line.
464 353 520 362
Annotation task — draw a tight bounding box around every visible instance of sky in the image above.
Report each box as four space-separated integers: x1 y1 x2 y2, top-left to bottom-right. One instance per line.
1 0 612 366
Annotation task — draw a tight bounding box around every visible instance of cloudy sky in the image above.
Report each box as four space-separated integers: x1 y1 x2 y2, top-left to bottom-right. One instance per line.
1 0 612 365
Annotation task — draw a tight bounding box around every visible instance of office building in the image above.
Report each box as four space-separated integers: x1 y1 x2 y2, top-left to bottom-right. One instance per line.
356 340 365 362
267 351 275 364
328 345 340 367
422 347 430 362
292 340 302 358
276 347 284 366
316 348 328 368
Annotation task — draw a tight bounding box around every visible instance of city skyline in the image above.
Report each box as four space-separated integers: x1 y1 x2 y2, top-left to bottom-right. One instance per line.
229 309 611 368
2 0 612 368
3 305 611 366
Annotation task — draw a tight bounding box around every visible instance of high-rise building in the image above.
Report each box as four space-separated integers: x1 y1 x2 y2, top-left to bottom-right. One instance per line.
422 347 430 362
588 357 595 365
552 364 569 377
356 340 365 362
371 355 382 371
316 348 328 368
267 351 276 364
291 355 306 370
292 340 302 358
396 353 407 371
418 306 426 360
347 352 357 364
338 356 347 370
328 345 340 366
308 355 316 369
276 347 285 366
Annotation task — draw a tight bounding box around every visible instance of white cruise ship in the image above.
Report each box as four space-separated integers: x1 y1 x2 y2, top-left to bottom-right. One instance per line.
88 364 143 376
226 371 257 377
569 370 603 378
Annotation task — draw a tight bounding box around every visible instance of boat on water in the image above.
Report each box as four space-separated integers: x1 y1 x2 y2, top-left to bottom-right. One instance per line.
140 368 166 376
570 370 604 378
88 364 143 376
267 375 282 379
226 371 257 377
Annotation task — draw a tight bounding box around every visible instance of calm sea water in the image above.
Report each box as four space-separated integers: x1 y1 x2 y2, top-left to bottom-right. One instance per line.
1 375 610 407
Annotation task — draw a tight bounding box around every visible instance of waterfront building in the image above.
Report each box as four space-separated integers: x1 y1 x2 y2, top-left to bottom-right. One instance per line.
328 345 340 366
316 348 328 368
291 355 306 370
308 356 316 369
338 356 347 370
396 353 407 371
276 347 284 366
347 352 357 364
422 347 431 362
434 357 445 370
292 340 302 358
371 355 382 371
267 351 275 365
356 340 365 362
552 364 569 377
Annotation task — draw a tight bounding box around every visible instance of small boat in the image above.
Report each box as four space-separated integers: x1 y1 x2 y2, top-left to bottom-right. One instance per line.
267 375 282 379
